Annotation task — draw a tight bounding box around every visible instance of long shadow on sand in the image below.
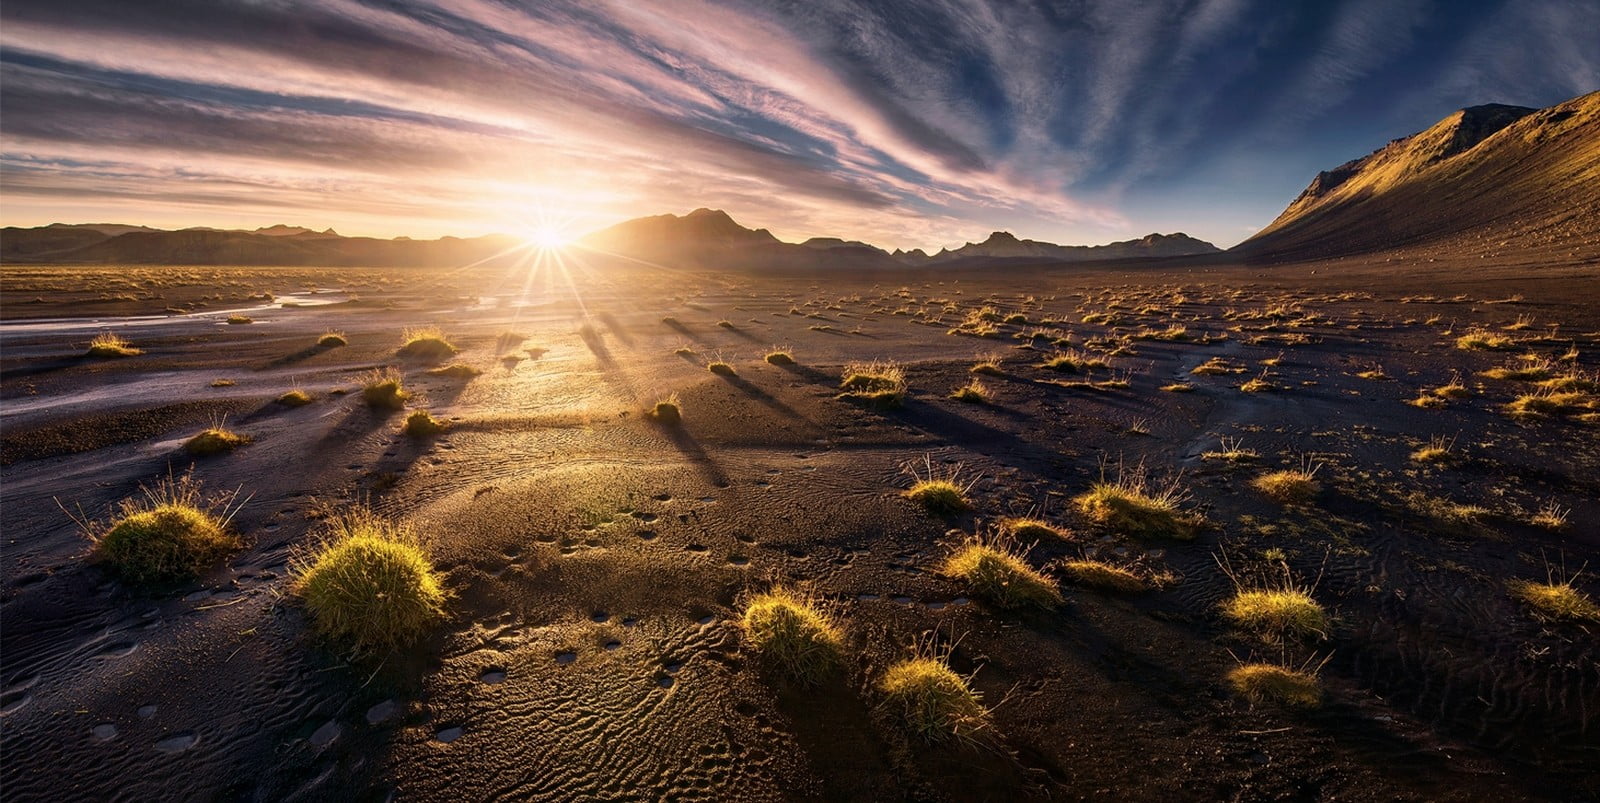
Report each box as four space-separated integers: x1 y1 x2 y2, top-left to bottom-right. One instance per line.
596 312 636 347
261 342 338 369
889 400 1069 471
579 326 640 403
661 424 729 487
715 323 766 344
716 374 814 425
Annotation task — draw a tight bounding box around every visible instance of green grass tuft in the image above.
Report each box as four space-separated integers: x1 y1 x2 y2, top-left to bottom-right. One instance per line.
1227 663 1321 707
943 537 1060 608
79 473 241 585
293 509 446 654
402 409 447 437
397 326 458 360
86 332 141 358
184 427 251 456
880 654 989 742
361 367 410 410
738 588 843 683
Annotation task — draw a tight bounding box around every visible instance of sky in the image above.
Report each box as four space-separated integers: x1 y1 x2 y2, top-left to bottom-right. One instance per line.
1 1 1596 250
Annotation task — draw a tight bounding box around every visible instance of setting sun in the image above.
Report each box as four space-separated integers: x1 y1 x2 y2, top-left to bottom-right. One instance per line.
526 226 572 250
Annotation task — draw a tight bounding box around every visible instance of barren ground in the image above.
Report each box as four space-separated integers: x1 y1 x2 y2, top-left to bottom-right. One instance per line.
2 257 1597 801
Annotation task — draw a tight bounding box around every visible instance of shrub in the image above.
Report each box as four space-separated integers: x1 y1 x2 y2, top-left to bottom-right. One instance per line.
184 427 251 456
649 396 682 424
1227 664 1321 707
880 654 989 742
764 350 795 365
1001 518 1066 540
943 537 1060 608
1073 472 1198 539
1058 560 1147 593
403 409 447 437
838 360 907 408
1507 578 1599 621
79 473 241 585
361 367 409 410
949 379 990 404
318 331 347 347
86 332 141 358
1252 468 1319 504
707 361 737 376
970 357 1004 376
277 389 314 407
397 326 458 360
1042 350 1107 373
1456 329 1516 350
1223 588 1327 638
429 363 482 378
738 589 842 682
293 509 446 654
906 480 968 514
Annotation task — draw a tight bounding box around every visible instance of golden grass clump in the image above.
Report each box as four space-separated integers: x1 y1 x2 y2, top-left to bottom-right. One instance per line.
738 588 843 682
1507 578 1599 622
1227 663 1321 707
183 426 251 456
1505 390 1589 417
970 357 1004 376
906 480 968 514
1041 349 1107 372
276 389 313 407
1223 588 1327 638
1058 560 1147 593
317 330 347 347
1455 329 1516 350
293 509 446 654
648 395 682 425
86 332 142 358
403 409 447 437
943 537 1060 608
949 379 991 404
1201 437 1258 462
1410 435 1454 463
707 360 737 376
429 363 482 378
77 472 242 585
1252 467 1319 504
880 654 989 742
1160 382 1195 392
361 367 410 410
1482 356 1555 381
1073 470 1198 540
226 314 253 325
1239 374 1276 393
397 326 458 360
838 360 907 408
764 349 795 365
1002 518 1066 540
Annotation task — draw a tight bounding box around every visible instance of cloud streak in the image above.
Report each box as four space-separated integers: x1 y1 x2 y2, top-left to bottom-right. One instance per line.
1 0 1595 248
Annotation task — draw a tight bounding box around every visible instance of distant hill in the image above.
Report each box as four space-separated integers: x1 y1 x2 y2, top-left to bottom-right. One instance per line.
4 210 1219 270
1237 89 1600 261
0 224 519 267
577 207 1218 270
905 230 1219 265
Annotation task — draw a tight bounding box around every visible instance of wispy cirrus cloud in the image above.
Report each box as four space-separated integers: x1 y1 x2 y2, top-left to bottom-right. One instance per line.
1 0 1594 249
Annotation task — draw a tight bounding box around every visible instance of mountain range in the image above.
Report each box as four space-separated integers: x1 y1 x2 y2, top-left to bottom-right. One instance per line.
3 89 1595 269
1237 89 1600 262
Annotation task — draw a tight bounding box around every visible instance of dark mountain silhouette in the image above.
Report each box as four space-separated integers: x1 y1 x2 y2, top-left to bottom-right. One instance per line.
1237 90 1600 262
576 208 1218 270
1 225 519 267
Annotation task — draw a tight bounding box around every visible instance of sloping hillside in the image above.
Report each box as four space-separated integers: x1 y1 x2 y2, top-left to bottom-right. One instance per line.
1238 90 1600 262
